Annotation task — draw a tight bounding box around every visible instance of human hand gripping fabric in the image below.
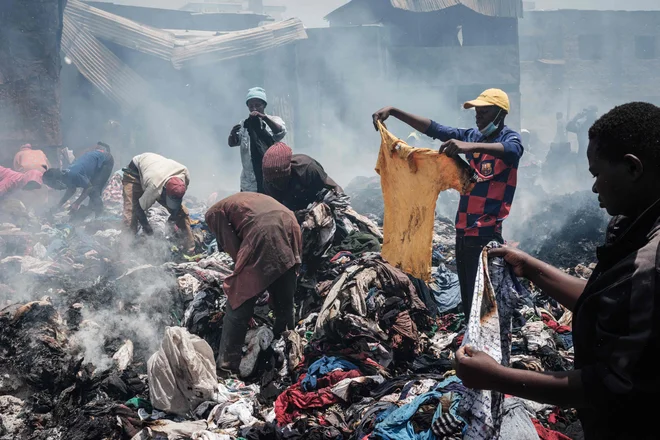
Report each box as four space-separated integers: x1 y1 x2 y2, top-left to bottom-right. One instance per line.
488 246 530 277
454 345 502 390
372 106 392 131
439 139 471 157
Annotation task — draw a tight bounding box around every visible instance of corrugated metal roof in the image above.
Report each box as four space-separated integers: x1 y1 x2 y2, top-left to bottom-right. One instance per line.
326 0 523 20
390 0 522 17
66 0 176 61
65 0 307 69
61 0 307 107
171 18 307 68
62 12 149 110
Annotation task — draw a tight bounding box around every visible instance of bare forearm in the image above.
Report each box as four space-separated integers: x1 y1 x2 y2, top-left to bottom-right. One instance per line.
493 367 586 407
73 188 92 205
58 188 75 207
389 108 432 134
522 256 586 311
467 143 506 158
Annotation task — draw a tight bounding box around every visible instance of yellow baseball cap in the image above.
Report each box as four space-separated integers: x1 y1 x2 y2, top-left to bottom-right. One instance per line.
463 88 510 113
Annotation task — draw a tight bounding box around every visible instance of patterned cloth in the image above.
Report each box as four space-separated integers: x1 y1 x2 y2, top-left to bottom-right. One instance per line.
459 242 529 439
425 122 523 237
102 171 123 205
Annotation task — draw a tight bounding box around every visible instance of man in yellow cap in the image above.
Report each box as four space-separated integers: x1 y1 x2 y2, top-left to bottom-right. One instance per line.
372 88 524 316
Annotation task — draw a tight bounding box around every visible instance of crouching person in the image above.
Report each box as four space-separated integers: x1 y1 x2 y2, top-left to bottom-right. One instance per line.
205 192 302 373
43 149 114 216
262 142 343 211
122 153 194 253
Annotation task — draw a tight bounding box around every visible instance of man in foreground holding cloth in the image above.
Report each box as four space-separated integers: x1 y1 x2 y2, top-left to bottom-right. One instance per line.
228 87 287 193
261 142 343 211
454 102 660 440
121 152 194 253
42 148 114 216
205 193 302 373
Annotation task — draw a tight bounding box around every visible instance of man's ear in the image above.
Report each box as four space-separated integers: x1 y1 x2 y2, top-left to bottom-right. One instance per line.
623 153 644 181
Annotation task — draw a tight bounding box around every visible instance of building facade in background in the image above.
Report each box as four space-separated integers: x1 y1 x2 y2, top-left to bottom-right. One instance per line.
321 0 523 131
519 8 660 146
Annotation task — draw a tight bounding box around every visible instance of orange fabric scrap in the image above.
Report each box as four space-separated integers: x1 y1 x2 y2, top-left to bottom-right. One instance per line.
375 122 475 281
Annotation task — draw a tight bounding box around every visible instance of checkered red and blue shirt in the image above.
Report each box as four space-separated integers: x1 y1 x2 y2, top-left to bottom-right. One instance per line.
426 121 524 237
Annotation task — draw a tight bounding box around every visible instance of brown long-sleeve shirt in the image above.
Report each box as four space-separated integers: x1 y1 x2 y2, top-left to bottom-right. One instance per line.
205 192 302 309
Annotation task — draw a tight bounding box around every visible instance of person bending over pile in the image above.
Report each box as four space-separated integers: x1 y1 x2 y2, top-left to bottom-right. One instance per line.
205 192 302 373
454 102 660 440
42 148 114 216
261 142 343 211
121 152 194 253
372 88 523 317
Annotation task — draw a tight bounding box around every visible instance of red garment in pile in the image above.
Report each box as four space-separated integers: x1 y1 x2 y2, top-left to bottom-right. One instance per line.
532 419 572 440
541 313 571 334
275 369 361 425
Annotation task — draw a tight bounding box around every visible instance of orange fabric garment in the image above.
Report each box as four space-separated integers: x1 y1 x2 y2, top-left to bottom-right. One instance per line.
13 145 50 172
375 122 475 281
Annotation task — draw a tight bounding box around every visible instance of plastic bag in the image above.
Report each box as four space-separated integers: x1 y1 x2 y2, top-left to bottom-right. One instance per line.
147 327 218 416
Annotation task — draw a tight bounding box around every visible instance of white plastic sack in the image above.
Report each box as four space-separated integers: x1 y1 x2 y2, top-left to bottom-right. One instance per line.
130 420 208 440
148 327 218 416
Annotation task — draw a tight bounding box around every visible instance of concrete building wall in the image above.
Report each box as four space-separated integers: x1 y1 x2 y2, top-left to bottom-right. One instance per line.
519 10 660 147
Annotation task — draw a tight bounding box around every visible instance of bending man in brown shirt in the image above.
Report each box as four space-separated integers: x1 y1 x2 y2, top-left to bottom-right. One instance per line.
261 142 342 211
205 192 302 372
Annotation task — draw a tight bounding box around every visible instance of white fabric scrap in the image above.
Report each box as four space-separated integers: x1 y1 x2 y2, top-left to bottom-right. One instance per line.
460 243 524 439
178 273 202 298
331 375 385 401
213 380 260 404
112 339 134 371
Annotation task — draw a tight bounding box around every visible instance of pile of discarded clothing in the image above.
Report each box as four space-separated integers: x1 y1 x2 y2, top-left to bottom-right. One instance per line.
0 184 583 440
512 190 606 269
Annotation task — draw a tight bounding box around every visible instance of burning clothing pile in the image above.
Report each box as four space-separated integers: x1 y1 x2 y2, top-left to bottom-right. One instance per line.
0 183 583 440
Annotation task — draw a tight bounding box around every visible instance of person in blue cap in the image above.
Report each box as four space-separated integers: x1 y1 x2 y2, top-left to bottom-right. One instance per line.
228 87 287 193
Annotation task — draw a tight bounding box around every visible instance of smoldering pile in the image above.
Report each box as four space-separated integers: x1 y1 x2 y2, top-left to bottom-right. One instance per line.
515 190 607 269
0 179 585 440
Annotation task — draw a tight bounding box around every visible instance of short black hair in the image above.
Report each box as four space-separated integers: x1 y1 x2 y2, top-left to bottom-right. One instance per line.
97 141 111 152
588 102 660 166
42 168 64 185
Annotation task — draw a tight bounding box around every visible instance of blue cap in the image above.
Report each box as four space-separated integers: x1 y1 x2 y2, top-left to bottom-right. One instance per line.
246 87 267 105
